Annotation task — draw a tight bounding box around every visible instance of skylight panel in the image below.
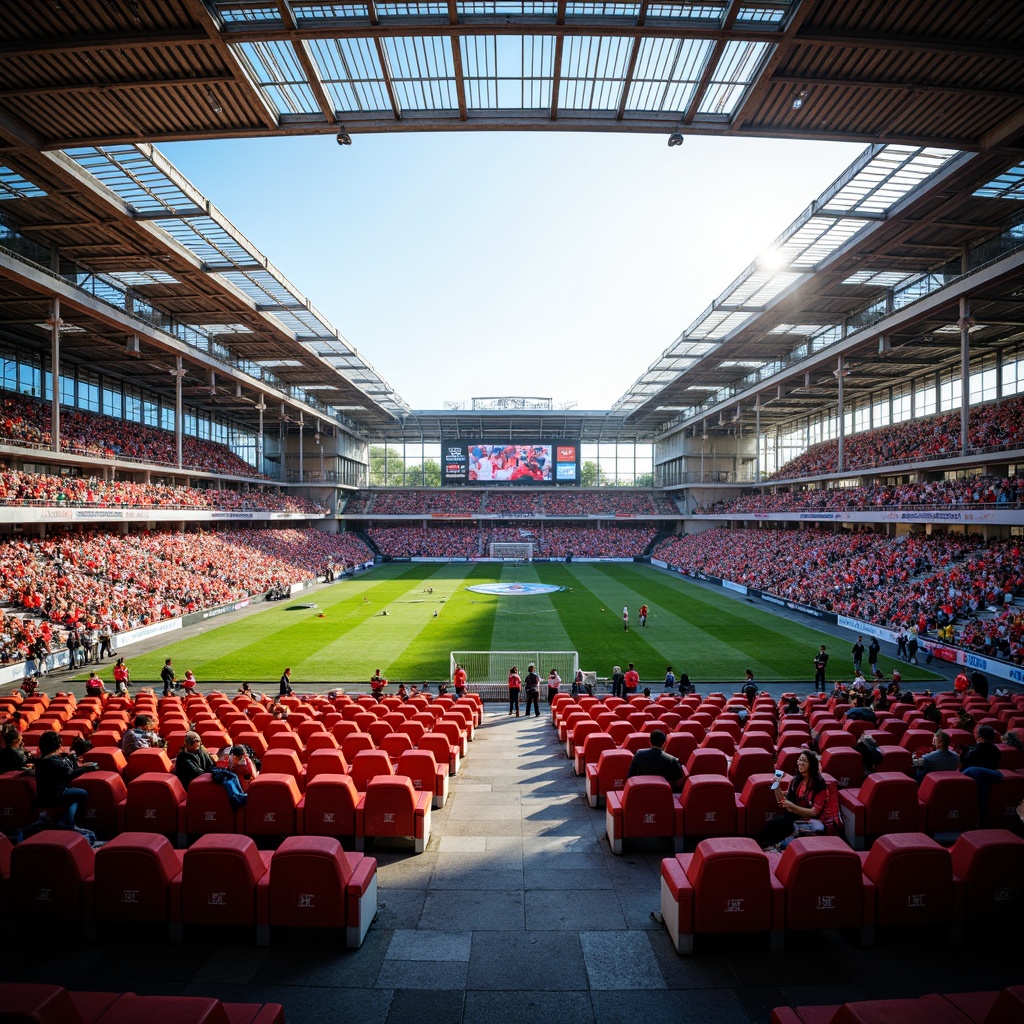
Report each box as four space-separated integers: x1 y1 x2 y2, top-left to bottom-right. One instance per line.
559 35 633 110
310 37 391 112
463 35 555 108
697 40 771 116
0 167 46 200
973 162 1024 201
384 36 459 110
232 41 319 115
625 37 713 111
107 270 180 286
842 270 916 287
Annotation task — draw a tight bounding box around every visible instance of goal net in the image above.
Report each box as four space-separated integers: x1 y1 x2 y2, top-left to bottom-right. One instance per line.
489 541 533 560
450 650 578 685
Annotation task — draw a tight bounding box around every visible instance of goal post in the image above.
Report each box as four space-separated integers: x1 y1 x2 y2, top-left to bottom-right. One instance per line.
489 541 533 560
450 650 578 685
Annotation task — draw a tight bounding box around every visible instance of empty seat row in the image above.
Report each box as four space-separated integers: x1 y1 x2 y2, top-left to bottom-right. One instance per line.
660 829 1024 955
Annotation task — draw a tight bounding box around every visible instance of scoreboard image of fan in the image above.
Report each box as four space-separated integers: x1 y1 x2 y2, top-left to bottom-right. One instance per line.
441 440 580 484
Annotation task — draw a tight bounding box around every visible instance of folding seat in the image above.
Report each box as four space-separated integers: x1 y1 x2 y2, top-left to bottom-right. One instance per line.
123 747 173 784
244 773 302 837
339 731 374 762
263 730 305 759
295 720 327 744
712 718 742 744
660 837 784 954
412 712 437 732
605 776 683 855
808 709 837 732
672 720 704 741
839 771 923 850
0 770 38 832
93 832 184 932
603 696 626 712
353 711 378 733
578 696 599 714
419 731 459 776
700 730 736 755
88 729 124 749
74 770 127 839
737 774 788 837
234 730 268 759
382 711 407 732
616 731 647 756
947 829 1023 929
880 717 909 743
996 743 1024 772
585 748 634 809
331 720 360 743
550 694 573 724
918 771 979 841
685 748 729 778
298 774 360 838
775 747 809 775
567 719 601 761
464 693 484 726
256 835 377 949
680 774 739 847
859 832 960 938
176 833 273 940
184 776 244 838
251 711 274 731
396 749 448 808
820 747 865 790
776 725 812 749
737 730 775 753
874 743 913 775
397 720 425 746
901 729 938 757
662 732 698 766
306 748 350 783
728 748 775 790
380 732 414 761
575 731 615 777
435 718 467 758
198 728 232 752
817 729 855 752
298 732 336 760
350 749 394 792
659 712 682 732
559 711 589 744
355 774 431 853
607 721 632 745
366 720 393 747
981 772 1024 829
626 711 652 732
125 772 187 846
690 712 716 732
770 835 873 944
260 749 303 786
11 831 94 928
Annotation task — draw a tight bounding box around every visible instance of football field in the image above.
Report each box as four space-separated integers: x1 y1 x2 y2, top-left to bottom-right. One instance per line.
96 562 940 688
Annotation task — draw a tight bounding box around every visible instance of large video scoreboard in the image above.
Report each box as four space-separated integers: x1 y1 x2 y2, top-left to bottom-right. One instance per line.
442 441 580 485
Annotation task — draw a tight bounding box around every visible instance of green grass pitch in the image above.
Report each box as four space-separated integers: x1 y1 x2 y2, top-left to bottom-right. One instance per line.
91 562 941 688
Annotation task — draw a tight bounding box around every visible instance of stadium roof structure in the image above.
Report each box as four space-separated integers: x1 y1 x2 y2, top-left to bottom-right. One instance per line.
1 1 1024 448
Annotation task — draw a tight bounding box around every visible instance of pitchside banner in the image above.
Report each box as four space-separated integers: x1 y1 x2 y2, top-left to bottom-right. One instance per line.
441 439 579 484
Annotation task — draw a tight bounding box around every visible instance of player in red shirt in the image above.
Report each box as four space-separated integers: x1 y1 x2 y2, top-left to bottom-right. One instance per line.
623 662 640 701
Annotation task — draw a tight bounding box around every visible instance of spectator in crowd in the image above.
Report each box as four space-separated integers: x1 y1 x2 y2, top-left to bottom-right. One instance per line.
174 731 215 790
626 729 683 791
913 729 961 782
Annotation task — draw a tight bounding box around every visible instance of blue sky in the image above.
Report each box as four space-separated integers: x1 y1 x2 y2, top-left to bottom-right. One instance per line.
162 131 862 412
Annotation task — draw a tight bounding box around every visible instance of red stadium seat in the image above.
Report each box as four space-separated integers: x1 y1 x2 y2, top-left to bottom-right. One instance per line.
663 732 698 765
350 749 394 792
839 772 923 850
125 772 187 846
918 770 979 841
379 732 414 761
341 732 376 761
244 773 302 837
728 748 775 790
858 832 961 935
660 837 784 954
256 835 377 948
585 748 634 809
305 748 350 783
567 719 601 761
396 749 448 809
355 774 431 853
680 774 739 846
575 731 616 777
298 774 360 839
177 833 272 939
93 832 184 932
184 774 245 837
605 775 683 855
685 748 729 777
11 831 94 928
0 770 38 832
122 746 173 784
419 731 459 775
260 748 306 789
74 770 127 839
820 747 866 790
949 828 1024 925
737 774 789 837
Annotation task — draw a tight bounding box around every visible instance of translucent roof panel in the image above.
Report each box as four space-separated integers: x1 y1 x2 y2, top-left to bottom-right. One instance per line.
64 146 193 215
625 37 713 112
462 36 556 109
559 36 634 110
0 166 46 200
233 41 319 116
842 270 917 287
219 269 297 307
106 270 181 287
973 162 1024 200
383 36 459 111
727 270 803 307
697 40 771 116
309 38 391 113
776 217 865 269
155 217 254 266
826 146 958 214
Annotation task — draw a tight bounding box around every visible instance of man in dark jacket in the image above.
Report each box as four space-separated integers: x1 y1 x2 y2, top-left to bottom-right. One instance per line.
627 730 683 792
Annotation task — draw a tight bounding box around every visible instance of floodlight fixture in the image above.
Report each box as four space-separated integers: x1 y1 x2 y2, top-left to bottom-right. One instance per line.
667 132 684 147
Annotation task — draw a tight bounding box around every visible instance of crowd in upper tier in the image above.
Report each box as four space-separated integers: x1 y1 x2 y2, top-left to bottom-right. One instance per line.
367 523 658 559
0 391 265 478
0 528 372 665
652 528 1024 664
0 466 326 513
769 393 1024 480
695 474 1024 515
347 488 679 517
